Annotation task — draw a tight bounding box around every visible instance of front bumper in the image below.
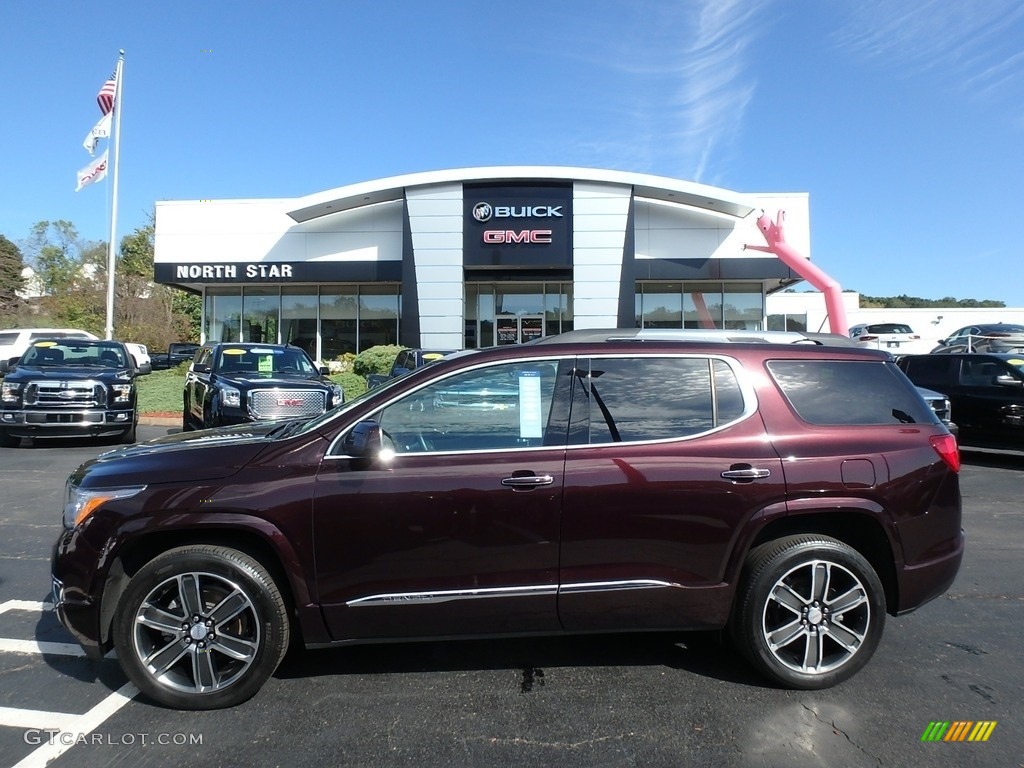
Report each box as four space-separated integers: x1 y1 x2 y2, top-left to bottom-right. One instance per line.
50 528 108 658
1 408 134 438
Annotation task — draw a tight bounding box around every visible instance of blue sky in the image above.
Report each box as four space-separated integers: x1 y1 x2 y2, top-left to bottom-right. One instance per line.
3 1 1023 304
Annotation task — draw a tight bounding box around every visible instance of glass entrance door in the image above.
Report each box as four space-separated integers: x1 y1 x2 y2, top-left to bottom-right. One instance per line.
495 315 545 345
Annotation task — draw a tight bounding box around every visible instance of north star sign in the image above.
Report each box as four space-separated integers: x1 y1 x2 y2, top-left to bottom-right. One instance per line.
174 264 294 280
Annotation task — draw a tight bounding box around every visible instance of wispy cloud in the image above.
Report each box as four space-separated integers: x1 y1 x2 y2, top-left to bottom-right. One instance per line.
833 1 1024 104
555 1 769 184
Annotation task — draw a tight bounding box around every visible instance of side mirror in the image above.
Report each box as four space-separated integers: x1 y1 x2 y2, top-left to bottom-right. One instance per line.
137 362 152 375
341 420 384 458
193 363 210 374
0 359 11 374
995 374 1023 388
319 366 330 376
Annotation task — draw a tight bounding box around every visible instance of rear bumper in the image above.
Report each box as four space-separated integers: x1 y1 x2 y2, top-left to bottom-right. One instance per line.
895 528 965 615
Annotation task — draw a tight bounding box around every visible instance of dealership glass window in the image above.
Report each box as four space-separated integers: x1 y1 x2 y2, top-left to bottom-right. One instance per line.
637 282 683 328
684 286 723 329
466 282 572 347
320 287 358 360
204 288 242 343
281 288 319 359
358 285 400 350
767 313 807 332
722 283 764 330
242 287 280 344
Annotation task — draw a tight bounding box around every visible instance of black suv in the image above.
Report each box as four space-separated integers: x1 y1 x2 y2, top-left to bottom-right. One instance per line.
0 339 149 447
183 342 343 430
53 329 962 709
897 352 1024 448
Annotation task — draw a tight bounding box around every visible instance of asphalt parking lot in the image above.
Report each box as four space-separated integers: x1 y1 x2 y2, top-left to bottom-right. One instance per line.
0 427 1021 768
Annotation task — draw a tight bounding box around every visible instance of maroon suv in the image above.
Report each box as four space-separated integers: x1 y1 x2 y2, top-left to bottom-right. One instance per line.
52 330 963 709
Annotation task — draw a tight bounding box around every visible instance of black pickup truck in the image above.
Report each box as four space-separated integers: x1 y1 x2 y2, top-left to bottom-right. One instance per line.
151 342 200 370
0 339 150 447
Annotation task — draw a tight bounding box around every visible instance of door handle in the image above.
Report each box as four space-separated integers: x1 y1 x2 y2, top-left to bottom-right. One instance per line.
721 468 772 480
501 474 554 489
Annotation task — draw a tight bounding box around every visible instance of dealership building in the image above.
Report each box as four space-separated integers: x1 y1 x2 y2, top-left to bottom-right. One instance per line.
153 166 812 359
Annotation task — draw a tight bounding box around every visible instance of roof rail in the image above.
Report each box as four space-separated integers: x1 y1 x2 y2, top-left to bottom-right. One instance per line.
527 328 852 346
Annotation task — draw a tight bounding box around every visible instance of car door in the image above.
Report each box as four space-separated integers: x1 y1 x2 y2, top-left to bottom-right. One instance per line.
184 346 213 426
557 354 786 632
953 356 1024 439
312 356 571 641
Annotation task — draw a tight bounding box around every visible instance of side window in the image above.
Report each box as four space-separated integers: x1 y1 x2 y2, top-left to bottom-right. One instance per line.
959 359 1002 387
900 356 951 387
376 359 562 453
769 360 937 426
570 357 745 445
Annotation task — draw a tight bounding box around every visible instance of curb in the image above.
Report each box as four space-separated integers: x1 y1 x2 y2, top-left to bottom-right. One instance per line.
139 416 180 426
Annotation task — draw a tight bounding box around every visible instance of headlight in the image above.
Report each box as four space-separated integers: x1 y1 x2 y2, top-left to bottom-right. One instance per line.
63 481 146 529
221 387 241 408
330 384 343 405
2 382 21 403
112 384 132 403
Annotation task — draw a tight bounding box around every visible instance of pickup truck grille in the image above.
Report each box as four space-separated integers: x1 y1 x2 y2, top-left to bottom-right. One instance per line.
24 380 106 407
249 389 325 419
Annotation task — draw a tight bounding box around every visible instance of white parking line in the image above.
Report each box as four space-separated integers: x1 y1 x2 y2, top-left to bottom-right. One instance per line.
0 598 141 767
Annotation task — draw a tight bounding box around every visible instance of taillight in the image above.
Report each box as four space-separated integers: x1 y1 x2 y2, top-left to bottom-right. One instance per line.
860 335 878 342
930 433 960 473
910 335 920 340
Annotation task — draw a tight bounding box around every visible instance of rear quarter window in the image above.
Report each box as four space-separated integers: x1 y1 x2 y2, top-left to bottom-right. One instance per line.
768 360 937 426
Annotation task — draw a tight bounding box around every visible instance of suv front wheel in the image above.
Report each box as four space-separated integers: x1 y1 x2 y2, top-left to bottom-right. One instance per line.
731 535 886 689
113 545 290 710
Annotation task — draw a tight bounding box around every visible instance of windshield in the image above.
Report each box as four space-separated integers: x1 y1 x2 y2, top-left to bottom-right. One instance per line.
216 346 318 376
21 341 128 368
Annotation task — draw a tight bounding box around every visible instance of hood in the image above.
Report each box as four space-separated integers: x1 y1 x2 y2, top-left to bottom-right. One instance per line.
215 373 333 388
5 365 131 382
72 422 281 488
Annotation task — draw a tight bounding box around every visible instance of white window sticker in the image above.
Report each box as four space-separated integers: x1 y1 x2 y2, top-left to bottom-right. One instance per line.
518 371 543 439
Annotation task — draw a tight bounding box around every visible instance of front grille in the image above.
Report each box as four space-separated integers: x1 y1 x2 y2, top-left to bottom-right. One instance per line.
24 380 106 408
249 389 326 419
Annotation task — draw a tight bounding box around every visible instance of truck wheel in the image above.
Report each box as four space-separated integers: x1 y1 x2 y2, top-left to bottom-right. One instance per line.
0 429 19 448
113 545 290 710
181 406 193 432
730 535 886 689
119 422 137 444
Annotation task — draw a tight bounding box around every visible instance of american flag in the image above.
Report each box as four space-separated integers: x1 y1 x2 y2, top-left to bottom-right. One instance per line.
96 70 117 114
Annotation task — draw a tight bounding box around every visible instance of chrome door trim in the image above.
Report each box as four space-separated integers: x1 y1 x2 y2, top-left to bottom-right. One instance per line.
345 579 680 608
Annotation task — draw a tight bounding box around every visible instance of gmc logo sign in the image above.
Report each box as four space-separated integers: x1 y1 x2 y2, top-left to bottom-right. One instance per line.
483 230 553 244
277 398 304 407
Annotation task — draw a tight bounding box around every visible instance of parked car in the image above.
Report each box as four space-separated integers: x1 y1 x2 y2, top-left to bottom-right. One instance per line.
0 328 97 367
849 323 930 354
0 339 149 447
52 329 963 709
390 348 458 378
151 342 201 370
896 352 1024 449
930 323 1024 354
124 342 151 369
182 342 343 430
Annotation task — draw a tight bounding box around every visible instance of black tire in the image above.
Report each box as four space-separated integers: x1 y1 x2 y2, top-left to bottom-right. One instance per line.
119 422 137 444
730 535 886 689
113 545 290 710
181 406 193 432
0 429 18 448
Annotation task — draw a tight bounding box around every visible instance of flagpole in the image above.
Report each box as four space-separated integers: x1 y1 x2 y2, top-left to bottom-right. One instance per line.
104 50 125 340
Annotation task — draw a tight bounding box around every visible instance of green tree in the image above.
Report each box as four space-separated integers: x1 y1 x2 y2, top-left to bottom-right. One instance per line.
0 234 26 317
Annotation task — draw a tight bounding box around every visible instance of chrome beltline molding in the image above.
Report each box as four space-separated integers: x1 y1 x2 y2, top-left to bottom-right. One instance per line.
346 579 680 608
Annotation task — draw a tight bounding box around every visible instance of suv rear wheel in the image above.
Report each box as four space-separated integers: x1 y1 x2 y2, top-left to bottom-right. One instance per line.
731 535 885 689
113 545 290 710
